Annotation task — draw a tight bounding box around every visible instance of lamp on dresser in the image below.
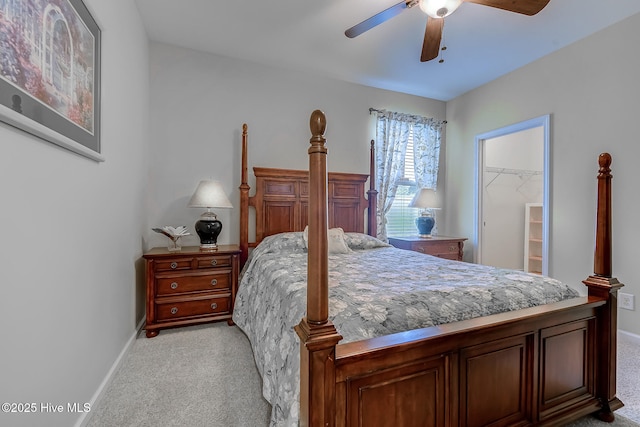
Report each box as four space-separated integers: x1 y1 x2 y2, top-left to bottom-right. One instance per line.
408 188 440 238
188 180 233 250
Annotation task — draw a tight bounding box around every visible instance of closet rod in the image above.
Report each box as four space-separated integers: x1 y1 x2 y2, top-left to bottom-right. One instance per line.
484 167 542 188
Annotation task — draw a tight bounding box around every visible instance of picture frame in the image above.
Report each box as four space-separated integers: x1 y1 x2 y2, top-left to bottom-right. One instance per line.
0 0 102 161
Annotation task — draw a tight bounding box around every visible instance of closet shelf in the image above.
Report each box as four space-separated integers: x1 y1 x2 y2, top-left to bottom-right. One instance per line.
524 203 543 275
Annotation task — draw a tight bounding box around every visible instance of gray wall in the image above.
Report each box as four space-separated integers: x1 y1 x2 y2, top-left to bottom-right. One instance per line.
0 1 150 426
445 12 640 335
146 43 447 250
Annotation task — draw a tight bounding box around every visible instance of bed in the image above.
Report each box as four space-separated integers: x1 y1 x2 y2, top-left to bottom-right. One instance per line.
233 111 623 426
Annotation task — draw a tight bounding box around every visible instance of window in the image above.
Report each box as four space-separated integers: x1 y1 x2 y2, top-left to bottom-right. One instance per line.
373 109 444 241
386 129 418 237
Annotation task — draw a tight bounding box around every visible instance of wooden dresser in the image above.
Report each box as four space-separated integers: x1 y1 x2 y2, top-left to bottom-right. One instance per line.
388 236 466 261
143 245 240 338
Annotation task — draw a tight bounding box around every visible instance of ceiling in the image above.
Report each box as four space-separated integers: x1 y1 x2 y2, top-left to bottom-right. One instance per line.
135 0 640 101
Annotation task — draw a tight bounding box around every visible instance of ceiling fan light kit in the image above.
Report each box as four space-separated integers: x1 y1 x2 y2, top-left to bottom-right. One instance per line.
345 0 551 62
419 0 463 19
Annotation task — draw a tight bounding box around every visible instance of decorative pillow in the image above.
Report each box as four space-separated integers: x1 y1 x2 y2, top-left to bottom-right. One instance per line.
303 226 352 254
344 232 391 250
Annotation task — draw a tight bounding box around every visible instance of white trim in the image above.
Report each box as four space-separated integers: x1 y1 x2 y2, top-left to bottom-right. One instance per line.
618 329 640 346
474 114 550 274
74 318 145 427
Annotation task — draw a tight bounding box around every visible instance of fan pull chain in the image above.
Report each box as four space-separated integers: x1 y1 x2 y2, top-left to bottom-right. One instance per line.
439 19 447 63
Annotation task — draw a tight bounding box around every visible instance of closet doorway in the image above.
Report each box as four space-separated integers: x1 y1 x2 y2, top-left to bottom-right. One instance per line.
474 115 550 275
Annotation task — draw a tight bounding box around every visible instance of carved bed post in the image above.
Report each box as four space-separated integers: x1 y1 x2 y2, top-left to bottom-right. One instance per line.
239 123 250 267
367 140 378 238
582 153 624 421
295 110 343 427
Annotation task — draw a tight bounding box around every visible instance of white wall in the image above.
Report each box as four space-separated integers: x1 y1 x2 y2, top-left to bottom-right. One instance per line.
0 1 149 426
146 43 446 250
445 13 640 335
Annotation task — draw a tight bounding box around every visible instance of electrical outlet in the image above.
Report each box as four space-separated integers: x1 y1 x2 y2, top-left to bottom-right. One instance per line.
619 292 635 311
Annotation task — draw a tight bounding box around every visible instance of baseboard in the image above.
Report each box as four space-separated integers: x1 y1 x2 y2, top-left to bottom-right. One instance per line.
74 318 145 427
619 329 640 346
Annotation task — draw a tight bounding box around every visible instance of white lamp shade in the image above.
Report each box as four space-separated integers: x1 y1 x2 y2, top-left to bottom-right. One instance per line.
188 180 233 209
408 188 440 209
419 0 463 18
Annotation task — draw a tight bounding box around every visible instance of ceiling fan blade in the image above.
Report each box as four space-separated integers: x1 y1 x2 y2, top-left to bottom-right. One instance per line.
345 1 409 38
464 0 550 16
421 16 443 62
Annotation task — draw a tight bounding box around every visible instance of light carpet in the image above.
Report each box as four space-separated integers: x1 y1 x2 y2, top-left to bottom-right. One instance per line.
86 323 640 427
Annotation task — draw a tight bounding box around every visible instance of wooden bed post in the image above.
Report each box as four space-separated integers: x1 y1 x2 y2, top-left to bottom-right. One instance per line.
295 110 343 427
367 140 378 237
239 123 250 267
582 152 624 421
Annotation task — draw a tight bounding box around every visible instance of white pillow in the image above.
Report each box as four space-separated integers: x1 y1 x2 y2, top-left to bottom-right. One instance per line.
303 226 352 254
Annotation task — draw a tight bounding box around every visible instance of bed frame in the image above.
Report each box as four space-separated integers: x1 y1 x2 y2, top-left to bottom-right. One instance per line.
239 111 624 426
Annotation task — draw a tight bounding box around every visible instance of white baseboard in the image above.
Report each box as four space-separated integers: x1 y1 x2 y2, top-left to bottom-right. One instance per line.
74 318 145 427
619 329 640 346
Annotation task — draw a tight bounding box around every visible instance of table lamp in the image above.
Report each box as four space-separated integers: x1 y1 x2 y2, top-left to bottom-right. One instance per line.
408 188 440 237
188 180 233 250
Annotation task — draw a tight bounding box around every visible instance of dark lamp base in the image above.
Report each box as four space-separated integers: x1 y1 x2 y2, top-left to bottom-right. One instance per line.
194 218 222 250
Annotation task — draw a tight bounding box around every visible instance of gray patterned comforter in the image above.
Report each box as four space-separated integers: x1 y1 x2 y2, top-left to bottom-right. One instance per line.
232 232 579 427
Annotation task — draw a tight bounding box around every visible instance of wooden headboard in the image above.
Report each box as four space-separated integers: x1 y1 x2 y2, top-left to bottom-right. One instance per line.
239 123 378 266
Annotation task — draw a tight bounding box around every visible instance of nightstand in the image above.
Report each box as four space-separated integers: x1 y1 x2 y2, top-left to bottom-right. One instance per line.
388 236 466 261
143 245 240 338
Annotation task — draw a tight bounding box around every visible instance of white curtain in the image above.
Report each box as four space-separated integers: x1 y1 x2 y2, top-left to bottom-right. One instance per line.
374 110 445 241
413 118 444 189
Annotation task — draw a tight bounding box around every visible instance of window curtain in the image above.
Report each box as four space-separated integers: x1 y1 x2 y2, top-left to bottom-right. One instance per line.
413 117 444 236
374 110 445 241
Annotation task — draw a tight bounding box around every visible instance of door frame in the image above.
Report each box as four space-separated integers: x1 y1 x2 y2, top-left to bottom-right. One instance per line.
473 114 551 275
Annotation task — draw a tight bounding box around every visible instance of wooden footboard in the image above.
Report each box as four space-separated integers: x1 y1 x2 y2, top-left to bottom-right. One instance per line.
334 298 611 426
295 111 623 426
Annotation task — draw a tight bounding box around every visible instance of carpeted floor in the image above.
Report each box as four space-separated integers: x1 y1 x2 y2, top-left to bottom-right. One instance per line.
86 323 640 427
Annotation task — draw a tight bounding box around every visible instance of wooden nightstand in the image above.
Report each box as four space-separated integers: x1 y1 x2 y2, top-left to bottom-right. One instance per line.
388 236 467 261
143 245 240 338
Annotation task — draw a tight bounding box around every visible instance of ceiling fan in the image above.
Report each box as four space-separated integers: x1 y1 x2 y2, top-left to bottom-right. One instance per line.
345 0 551 62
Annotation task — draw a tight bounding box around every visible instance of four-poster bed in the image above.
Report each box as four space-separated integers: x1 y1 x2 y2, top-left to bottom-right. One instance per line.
234 110 623 426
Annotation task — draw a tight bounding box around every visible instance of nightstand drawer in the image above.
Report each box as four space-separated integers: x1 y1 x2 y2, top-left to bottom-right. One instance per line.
412 241 459 256
388 237 466 261
196 254 232 269
154 258 193 272
156 271 232 295
155 295 231 321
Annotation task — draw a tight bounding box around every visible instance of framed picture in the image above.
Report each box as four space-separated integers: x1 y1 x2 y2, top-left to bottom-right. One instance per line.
0 0 102 161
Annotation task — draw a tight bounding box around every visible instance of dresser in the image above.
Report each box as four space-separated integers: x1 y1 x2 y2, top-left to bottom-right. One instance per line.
388 236 466 261
143 245 240 338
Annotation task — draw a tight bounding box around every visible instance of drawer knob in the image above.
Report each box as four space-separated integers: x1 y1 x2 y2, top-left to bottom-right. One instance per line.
211 259 218 266
170 307 178 315
450 245 456 251
211 279 218 286
211 303 218 310
170 282 178 289
170 262 178 269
